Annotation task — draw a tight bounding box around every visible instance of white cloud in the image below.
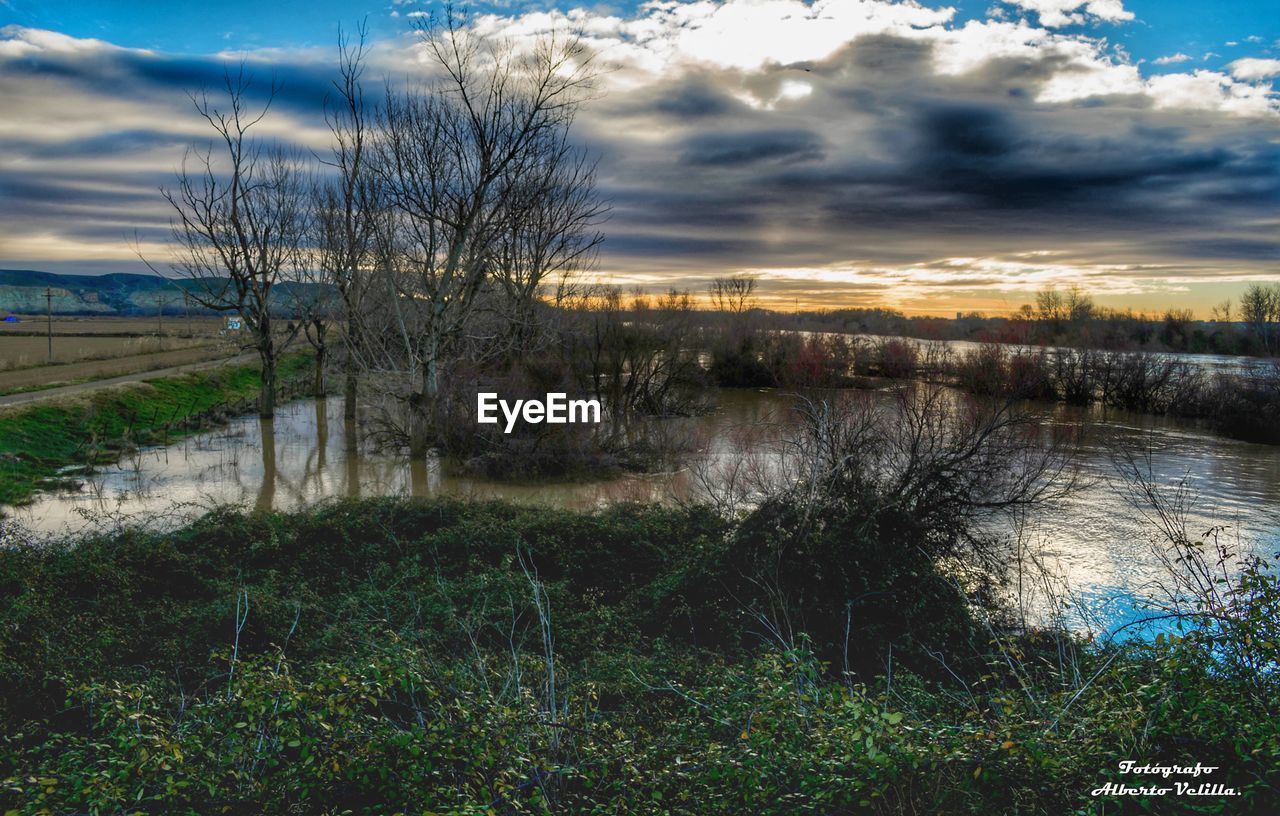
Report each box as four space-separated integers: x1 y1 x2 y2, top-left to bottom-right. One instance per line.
1037 57 1143 101
1147 70 1276 116
467 0 1273 116
0 24 145 58
999 0 1133 28
1153 52 1191 65
775 78 812 101
1229 57 1280 81
473 0 955 73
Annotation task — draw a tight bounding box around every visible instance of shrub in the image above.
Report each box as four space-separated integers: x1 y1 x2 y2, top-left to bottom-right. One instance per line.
1 495 1277 814
1206 362 1280 444
874 338 918 379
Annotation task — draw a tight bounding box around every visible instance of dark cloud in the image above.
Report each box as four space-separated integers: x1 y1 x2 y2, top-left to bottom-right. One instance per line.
602 232 759 258
920 105 1015 159
582 32 1280 282
908 107 1237 210
646 74 747 118
679 128 825 166
4 45 337 121
1165 238 1280 261
0 37 343 268
6 129 184 160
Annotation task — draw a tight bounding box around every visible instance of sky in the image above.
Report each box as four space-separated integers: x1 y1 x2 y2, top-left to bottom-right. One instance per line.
1 0 1279 315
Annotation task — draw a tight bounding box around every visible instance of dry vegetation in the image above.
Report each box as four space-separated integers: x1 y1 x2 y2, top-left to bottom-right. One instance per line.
0 315 225 337
0 315 236 394
0 335 216 371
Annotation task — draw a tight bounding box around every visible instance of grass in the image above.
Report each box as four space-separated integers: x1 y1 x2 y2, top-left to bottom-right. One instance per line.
0 498 1275 814
0 354 312 506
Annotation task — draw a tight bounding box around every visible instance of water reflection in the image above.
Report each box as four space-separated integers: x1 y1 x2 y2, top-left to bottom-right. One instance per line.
4 390 1278 635
256 417 275 513
846 333 1267 377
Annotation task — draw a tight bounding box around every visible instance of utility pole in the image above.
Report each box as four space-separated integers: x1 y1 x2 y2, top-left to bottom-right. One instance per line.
183 290 192 337
45 286 53 363
157 294 164 336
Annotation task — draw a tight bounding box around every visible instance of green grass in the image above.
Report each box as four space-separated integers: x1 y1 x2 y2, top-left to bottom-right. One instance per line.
0 499 1275 815
0 354 312 506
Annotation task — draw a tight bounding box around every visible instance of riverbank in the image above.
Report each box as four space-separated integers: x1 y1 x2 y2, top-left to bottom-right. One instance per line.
0 498 1275 814
0 354 312 506
709 331 1280 444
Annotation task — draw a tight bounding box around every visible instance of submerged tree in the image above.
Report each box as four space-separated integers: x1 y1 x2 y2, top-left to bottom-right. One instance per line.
372 10 602 455
162 67 310 418
315 23 385 422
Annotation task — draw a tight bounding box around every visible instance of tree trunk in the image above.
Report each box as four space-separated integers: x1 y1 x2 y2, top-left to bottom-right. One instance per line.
255 416 276 512
313 344 326 398
409 456 430 497
314 397 328 471
343 368 359 452
343 369 358 420
407 360 438 458
408 396 433 457
342 320 361 420
258 346 276 419
345 418 361 498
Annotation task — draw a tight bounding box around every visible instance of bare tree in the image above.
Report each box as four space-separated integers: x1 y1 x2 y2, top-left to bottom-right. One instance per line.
766 386 1079 573
491 132 606 352
162 67 309 418
284 246 339 399
1065 285 1094 323
708 275 757 315
1240 283 1280 355
372 10 599 455
1034 286 1066 334
1211 298 1233 323
315 23 385 421
565 286 705 419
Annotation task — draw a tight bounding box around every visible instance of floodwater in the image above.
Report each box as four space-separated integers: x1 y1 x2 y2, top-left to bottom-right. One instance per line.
4 389 1278 636
847 333 1269 377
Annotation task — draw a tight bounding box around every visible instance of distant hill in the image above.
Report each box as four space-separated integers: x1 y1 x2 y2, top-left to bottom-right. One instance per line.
0 270 326 317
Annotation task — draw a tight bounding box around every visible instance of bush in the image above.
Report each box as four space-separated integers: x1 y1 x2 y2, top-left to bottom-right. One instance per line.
1205 362 1280 444
953 344 1055 400
873 338 918 379
1 498 1277 814
703 496 981 675
709 333 777 387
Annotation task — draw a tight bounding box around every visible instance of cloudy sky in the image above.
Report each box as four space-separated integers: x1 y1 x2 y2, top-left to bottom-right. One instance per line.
1 0 1278 315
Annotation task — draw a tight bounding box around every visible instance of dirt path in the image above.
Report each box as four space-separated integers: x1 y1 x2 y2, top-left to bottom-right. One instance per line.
0 352 253 408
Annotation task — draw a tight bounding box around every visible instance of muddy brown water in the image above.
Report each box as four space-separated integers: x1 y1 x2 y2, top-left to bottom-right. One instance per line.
3 389 1278 636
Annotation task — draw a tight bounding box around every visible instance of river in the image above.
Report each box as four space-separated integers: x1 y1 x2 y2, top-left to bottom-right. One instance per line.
3 388 1278 637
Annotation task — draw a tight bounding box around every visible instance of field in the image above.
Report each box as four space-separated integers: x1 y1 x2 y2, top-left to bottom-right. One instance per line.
0 314 227 337
0 315 236 394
